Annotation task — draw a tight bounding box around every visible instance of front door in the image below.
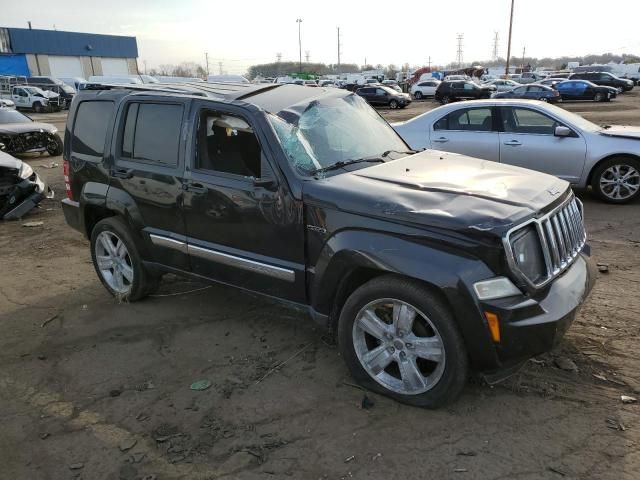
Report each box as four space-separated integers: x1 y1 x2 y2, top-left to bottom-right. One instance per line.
181 103 305 303
497 106 587 183
430 106 500 161
12 88 29 108
110 97 190 270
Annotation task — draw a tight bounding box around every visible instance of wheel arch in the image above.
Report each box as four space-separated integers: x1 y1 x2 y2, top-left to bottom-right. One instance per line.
310 230 498 367
586 153 640 186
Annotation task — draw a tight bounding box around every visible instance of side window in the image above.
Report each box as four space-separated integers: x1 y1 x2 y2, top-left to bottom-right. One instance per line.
195 110 261 178
375 88 386 96
72 101 114 159
120 102 183 166
434 115 448 130
514 86 527 94
463 83 474 91
439 108 492 131
503 107 557 135
528 86 543 93
418 82 427 87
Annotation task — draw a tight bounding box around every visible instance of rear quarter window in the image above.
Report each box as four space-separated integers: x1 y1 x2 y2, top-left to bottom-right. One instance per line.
71 101 115 160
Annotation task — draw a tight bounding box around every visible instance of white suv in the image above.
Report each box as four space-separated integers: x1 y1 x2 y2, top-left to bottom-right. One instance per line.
410 80 441 99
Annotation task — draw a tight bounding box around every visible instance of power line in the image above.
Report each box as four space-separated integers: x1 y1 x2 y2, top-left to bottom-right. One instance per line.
456 33 464 68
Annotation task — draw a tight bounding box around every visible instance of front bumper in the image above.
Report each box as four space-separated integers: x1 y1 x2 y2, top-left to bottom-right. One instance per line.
478 252 596 379
1 173 53 220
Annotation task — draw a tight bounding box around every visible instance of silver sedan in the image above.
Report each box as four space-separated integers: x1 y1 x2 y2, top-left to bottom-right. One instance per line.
393 100 640 203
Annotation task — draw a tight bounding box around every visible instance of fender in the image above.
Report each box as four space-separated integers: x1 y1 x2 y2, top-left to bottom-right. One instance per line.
310 229 500 369
77 181 109 236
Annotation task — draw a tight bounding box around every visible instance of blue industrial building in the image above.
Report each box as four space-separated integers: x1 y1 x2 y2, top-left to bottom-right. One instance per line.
0 27 138 79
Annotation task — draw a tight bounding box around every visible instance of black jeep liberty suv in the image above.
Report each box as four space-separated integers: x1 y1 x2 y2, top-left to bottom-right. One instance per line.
62 82 596 407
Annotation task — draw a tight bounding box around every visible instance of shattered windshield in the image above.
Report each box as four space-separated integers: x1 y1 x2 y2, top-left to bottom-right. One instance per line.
268 94 408 177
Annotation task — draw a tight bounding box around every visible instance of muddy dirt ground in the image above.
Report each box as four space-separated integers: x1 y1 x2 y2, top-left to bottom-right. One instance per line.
1 92 639 480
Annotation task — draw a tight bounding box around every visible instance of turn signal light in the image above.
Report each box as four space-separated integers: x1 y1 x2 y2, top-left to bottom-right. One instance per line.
484 312 501 343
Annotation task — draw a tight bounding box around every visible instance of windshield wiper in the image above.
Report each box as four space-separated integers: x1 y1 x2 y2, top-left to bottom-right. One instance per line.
381 149 418 157
312 157 385 175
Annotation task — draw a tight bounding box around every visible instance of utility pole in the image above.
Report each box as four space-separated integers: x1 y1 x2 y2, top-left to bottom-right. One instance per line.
428 56 431 69
337 27 341 74
505 0 515 77
276 52 282 63
492 31 499 60
521 46 526 71
143 60 147 75
296 18 303 73
305 50 310 63
456 34 464 69
218 61 223 75
205 52 210 76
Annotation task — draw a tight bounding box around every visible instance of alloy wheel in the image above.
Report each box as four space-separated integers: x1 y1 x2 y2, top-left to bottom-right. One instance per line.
352 298 446 395
599 164 640 201
94 231 134 294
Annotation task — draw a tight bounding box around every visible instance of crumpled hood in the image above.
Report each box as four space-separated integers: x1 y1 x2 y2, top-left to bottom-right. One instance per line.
0 122 57 135
303 150 569 233
599 125 640 140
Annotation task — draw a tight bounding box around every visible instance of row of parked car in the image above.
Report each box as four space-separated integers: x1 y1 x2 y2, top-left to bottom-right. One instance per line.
409 70 634 106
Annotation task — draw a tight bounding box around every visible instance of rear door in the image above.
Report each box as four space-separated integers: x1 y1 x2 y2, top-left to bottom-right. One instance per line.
109 97 190 270
497 106 586 183
430 106 499 161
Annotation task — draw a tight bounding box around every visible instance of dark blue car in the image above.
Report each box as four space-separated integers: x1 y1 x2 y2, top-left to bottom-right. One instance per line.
492 84 561 103
555 80 617 102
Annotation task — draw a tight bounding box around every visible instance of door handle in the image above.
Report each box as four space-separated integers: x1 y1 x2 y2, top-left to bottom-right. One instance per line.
112 168 134 179
183 182 207 194
432 137 449 143
503 140 522 146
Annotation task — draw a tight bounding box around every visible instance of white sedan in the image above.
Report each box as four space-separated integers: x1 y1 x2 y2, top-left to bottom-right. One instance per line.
483 79 521 91
410 80 441 99
393 99 640 203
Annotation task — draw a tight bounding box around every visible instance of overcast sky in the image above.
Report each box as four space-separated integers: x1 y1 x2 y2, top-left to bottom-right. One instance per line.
4 0 640 74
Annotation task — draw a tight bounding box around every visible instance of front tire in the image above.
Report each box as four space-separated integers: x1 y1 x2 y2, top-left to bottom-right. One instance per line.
389 100 398 109
90 217 159 301
46 134 63 156
594 92 604 102
414 91 423 100
33 102 44 113
591 157 640 203
440 95 451 105
338 275 468 408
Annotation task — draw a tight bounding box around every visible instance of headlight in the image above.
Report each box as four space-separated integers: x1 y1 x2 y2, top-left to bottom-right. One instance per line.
510 226 546 284
473 277 521 300
19 162 34 180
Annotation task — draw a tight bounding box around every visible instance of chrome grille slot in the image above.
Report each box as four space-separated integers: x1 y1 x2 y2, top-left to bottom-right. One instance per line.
505 193 587 289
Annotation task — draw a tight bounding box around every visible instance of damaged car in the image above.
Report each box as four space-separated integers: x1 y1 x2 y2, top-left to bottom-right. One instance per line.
0 150 53 220
62 82 595 408
0 108 64 157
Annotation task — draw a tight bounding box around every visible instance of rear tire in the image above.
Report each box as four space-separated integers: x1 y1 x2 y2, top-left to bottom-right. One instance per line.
90 217 159 301
441 95 451 105
414 91 423 100
33 102 44 113
389 100 398 109
591 157 640 204
338 275 468 408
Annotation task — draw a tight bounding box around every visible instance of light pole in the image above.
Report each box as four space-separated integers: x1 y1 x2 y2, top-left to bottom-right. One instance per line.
505 0 515 77
296 18 303 74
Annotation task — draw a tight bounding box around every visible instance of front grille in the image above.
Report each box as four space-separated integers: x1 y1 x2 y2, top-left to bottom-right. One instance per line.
505 194 586 289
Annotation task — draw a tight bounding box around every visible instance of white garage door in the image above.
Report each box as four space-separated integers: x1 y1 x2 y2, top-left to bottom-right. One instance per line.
49 56 84 79
101 57 129 75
